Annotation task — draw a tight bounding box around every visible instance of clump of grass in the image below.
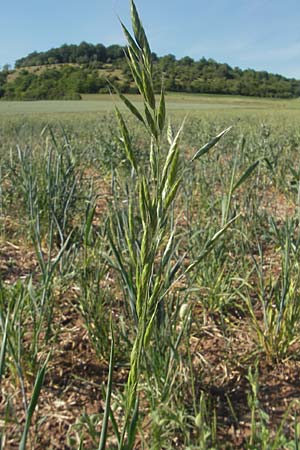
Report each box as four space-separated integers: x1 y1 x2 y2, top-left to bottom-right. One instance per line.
244 217 300 362
246 364 299 449
0 280 49 450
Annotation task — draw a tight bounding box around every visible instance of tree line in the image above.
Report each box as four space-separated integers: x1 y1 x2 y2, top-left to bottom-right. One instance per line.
1 42 300 100
14 43 124 68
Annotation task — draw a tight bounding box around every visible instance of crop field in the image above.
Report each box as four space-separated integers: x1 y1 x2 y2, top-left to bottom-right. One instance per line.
0 92 299 116
2 101 300 450
2 6 300 450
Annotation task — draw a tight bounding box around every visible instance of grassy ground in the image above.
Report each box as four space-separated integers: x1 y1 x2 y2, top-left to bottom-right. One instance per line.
1 92 300 115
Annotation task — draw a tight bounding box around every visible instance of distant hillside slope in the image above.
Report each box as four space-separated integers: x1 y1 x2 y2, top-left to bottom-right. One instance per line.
1 42 300 100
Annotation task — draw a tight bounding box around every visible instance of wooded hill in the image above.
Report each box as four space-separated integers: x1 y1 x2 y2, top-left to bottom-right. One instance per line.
1 42 300 100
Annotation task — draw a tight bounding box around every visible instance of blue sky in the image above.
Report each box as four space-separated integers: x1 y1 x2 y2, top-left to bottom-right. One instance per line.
2 0 300 78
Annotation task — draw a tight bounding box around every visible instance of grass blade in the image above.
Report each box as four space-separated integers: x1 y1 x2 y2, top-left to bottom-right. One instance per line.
98 320 115 450
232 159 260 192
0 308 9 383
185 214 239 274
191 126 232 162
19 355 49 450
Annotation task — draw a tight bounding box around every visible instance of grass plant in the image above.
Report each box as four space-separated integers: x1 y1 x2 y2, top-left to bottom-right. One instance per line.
97 1 260 448
1 2 300 448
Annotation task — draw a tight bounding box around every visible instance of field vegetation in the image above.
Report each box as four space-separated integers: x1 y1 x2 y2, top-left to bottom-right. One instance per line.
1 2 300 449
0 92 300 116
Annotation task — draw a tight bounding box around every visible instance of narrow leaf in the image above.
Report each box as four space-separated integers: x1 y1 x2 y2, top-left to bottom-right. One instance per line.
0 310 9 382
164 177 182 211
84 204 96 246
108 79 146 127
115 107 138 172
185 215 239 274
98 321 115 450
19 356 49 450
126 396 139 450
191 126 232 162
119 94 145 126
119 20 140 59
232 160 260 192
127 47 144 93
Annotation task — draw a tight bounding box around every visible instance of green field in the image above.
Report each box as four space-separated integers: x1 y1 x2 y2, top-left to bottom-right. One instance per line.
1 92 300 115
